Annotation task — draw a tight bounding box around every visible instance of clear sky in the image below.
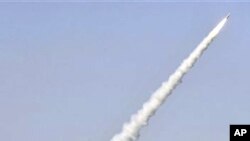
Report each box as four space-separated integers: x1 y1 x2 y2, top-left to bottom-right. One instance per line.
0 2 249 141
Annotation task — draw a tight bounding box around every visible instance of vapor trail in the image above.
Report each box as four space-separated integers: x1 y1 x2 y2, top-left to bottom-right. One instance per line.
111 14 229 141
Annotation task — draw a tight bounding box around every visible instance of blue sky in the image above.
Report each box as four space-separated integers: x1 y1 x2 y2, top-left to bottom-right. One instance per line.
0 3 249 141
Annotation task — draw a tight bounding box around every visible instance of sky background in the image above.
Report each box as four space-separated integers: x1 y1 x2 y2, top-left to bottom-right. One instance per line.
0 2 249 141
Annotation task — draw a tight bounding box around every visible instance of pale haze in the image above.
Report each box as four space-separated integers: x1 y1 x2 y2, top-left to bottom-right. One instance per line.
0 3 249 141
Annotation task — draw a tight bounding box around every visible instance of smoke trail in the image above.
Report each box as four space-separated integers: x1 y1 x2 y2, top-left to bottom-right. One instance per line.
111 14 229 141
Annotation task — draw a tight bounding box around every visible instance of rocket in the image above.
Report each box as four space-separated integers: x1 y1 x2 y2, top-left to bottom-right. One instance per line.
226 13 230 19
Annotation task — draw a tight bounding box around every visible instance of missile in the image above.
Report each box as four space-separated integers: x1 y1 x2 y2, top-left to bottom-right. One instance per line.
226 13 230 19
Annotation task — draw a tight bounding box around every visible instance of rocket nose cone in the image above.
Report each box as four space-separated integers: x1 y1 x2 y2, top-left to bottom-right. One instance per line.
226 13 230 19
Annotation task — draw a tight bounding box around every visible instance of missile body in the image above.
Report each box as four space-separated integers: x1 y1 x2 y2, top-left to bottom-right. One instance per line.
226 13 230 19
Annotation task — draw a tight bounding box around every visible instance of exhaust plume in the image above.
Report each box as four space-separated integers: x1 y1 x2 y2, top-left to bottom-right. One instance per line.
111 14 229 141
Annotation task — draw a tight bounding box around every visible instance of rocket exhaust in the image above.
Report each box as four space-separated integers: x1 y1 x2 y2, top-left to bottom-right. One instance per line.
111 14 229 141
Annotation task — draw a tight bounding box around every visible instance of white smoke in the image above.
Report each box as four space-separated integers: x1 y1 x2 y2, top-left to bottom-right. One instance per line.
111 15 229 141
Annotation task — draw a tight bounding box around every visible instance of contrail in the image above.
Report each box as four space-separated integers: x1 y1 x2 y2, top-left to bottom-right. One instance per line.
111 14 229 141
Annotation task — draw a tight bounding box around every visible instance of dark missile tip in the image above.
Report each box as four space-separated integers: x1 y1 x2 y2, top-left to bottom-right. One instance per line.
226 13 230 19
